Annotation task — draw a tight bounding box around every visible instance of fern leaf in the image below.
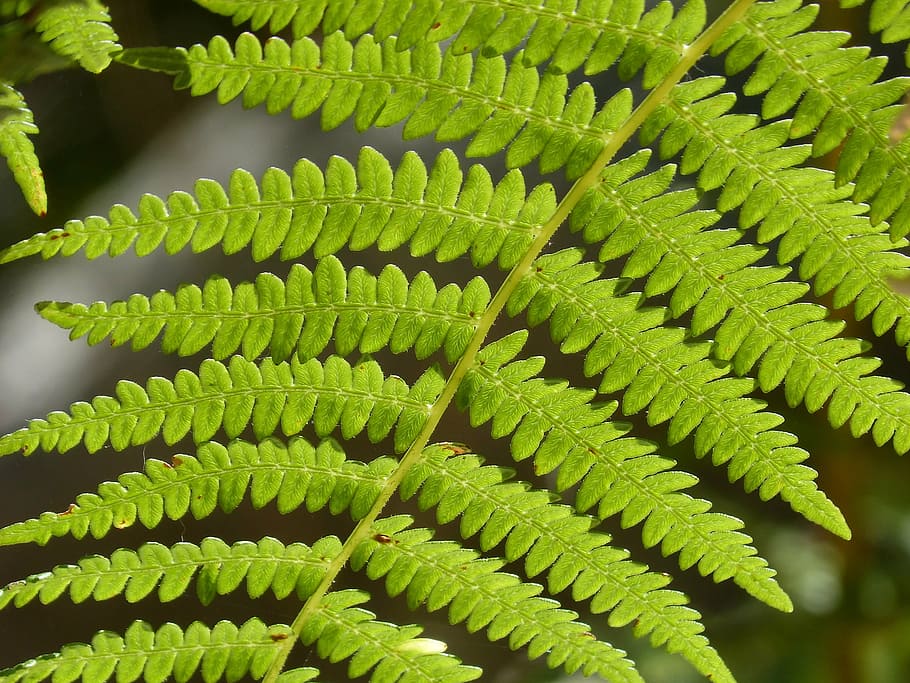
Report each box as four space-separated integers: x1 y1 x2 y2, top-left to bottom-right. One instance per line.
574 150 910 455
713 0 910 237
190 0 705 83
0 618 297 683
0 355 445 457
508 246 850 538
0 437 401 546
351 516 651 683
299 589 481 682
641 77 910 351
865 0 910 66
36 255 487 363
0 82 45 215
0 147 556 268
34 0 120 73
456 331 791 612
118 32 632 176
0 536 341 607
398 446 733 681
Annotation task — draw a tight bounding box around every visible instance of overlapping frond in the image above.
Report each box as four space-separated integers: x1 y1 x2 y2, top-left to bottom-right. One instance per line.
641 77 910 349
299 589 481 682
351 516 651 683
0 354 444 457
191 0 705 83
0 437 396 546
456 331 790 611
34 0 120 73
507 246 849 538
0 146 556 268
573 148 910 453
398 446 731 681
0 535 340 606
36 255 487 363
0 618 297 683
860 0 910 66
713 0 910 237
118 31 632 178
0 82 45 215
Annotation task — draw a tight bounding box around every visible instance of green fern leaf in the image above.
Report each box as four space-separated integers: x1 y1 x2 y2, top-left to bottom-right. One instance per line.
191 0 705 82
399 446 732 680
0 147 556 267
0 82 45 215
712 0 910 237
0 619 296 683
0 355 444 457
641 77 910 352
0 536 340 607
866 0 910 66
457 331 791 612
35 255 487 363
5 1 910 680
351 516 652 683
508 246 850 538
118 32 632 176
34 0 120 73
299 589 481 682
0 437 401 546
840 0 910 66
573 149 910 454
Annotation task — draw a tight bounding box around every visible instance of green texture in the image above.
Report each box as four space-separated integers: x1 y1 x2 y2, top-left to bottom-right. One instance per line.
2 1 910 681
0 0 120 213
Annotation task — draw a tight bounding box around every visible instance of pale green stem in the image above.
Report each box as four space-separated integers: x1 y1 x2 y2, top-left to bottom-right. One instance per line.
263 1 756 679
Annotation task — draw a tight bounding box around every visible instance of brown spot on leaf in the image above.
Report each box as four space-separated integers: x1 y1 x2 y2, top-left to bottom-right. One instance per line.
269 632 289 641
373 533 396 544
57 503 77 516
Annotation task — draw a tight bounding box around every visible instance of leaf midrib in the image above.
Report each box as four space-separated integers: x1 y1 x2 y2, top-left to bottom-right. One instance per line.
264 3 757 682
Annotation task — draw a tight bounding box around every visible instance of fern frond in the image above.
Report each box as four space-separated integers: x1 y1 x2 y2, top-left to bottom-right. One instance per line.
508 247 849 538
351 516 652 683
34 0 120 73
36 255 487 363
713 0 910 237
456 331 790 612
0 618 297 683
190 0 705 84
864 0 910 66
0 536 340 607
398 447 732 681
299 589 481 682
118 32 632 177
0 147 556 268
641 77 910 349
0 82 45 215
0 355 445 457
0 437 398 546
574 148 910 454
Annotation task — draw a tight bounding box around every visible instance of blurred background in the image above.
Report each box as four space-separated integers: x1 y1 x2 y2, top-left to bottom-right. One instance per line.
1 2 910 681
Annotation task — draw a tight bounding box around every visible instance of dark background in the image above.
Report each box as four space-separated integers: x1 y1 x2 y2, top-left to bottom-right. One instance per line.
1 2 910 681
